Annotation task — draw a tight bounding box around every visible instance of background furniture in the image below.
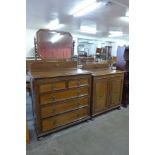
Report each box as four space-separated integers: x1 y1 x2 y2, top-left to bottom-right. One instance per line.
26 121 30 144
116 46 129 107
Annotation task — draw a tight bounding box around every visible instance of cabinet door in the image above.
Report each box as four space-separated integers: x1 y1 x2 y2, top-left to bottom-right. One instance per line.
93 77 108 114
109 76 123 107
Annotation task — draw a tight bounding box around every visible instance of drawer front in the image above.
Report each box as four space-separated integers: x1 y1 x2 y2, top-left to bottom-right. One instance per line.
42 107 89 132
41 97 89 118
68 78 88 88
68 80 79 88
79 97 89 106
78 107 89 118
40 87 89 104
39 81 66 93
42 112 77 132
80 78 88 85
78 87 89 95
54 89 78 100
40 89 77 104
41 99 79 118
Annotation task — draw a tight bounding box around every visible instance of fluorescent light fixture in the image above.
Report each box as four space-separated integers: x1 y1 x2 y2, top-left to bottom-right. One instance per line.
109 31 123 35
70 0 96 14
109 31 123 37
46 18 65 30
80 25 97 34
70 0 101 17
50 33 63 43
109 34 123 37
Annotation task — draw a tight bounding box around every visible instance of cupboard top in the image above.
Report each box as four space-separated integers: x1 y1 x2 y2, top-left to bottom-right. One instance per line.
85 69 124 77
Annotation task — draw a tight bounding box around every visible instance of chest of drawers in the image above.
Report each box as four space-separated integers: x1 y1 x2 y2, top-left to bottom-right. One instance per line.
30 68 91 137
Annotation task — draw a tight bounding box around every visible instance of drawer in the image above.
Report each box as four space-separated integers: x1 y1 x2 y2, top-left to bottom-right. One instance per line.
54 89 78 100
42 107 89 132
42 110 78 132
79 97 89 106
39 81 66 93
41 99 79 118
68 80 79 88
78 107 89 118
40 87 89 104
68 78 89 88
78 87 89 95
41 97 89 118
40 89 78 104
80 78 88 85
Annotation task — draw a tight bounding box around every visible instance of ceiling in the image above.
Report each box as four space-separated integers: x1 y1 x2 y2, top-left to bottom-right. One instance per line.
26 0 129 40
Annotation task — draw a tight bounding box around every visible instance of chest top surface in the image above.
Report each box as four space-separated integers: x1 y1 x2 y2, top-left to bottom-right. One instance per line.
30 68 91 79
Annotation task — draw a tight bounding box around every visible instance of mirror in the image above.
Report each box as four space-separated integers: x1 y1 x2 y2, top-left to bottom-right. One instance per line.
35 29 73 60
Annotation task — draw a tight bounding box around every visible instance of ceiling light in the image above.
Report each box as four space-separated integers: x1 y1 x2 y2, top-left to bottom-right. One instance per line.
109 31 123 37
109 34 123 37
109 31 123 35
80 25 97 34
71 0 102 17
50 33 63 43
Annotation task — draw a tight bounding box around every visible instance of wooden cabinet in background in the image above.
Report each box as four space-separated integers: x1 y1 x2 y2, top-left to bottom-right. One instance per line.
116 46 129 107
92 73 124 116
26 122 30 144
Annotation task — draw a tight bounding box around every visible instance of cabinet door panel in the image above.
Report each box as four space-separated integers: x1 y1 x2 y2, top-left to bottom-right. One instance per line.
109 77 123 107
93 78 108 113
